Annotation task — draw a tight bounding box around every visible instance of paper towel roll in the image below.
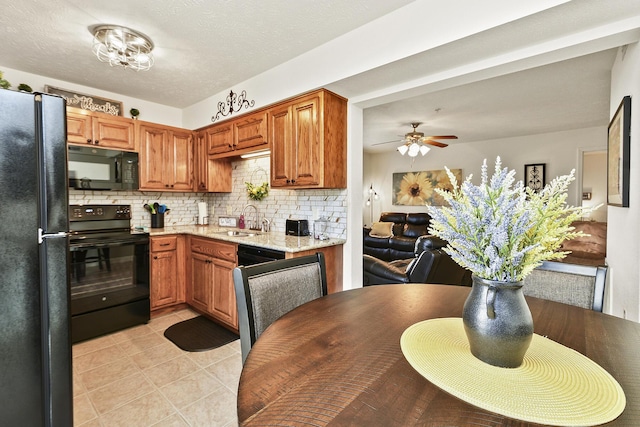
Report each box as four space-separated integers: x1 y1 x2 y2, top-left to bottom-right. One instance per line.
198 202 208 224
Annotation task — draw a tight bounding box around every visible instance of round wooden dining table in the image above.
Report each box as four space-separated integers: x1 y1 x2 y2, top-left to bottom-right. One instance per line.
237 284 640 426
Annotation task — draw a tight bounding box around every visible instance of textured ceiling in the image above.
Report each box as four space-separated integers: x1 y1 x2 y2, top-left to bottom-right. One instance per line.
360 50 617 152
2 0 639 150
0 0 414 108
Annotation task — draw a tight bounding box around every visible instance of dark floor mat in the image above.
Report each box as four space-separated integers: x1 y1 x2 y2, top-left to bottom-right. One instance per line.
164 316 239 352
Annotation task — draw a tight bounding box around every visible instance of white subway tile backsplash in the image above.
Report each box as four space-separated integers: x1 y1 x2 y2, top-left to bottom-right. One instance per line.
68 156 347 238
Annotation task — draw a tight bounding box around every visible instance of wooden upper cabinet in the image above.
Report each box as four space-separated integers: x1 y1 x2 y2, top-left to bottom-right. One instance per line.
233 111 268 151
194 131 208 192
290 95 321 187
204 110 268 157
270 89 346 189
138 124 168 190
206 123 233 155
138 122 194 191
66 111 93 145
169 129 194 191
269 105 292 186
66 108 135 151
194 130 232 193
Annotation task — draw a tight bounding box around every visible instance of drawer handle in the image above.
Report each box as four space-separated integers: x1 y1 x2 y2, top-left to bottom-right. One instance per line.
159 243 171 246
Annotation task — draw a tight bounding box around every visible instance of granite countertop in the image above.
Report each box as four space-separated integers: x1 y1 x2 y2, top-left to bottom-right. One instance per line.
147 225 345 253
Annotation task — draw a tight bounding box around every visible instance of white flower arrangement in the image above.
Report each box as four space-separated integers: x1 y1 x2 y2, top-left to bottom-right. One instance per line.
427 157 595 282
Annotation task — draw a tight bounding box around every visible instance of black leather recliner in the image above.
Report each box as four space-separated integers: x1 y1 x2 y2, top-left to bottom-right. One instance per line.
363 235 472 286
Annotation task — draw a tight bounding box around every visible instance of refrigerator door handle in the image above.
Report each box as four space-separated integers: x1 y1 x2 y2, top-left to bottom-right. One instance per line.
38 228 70 245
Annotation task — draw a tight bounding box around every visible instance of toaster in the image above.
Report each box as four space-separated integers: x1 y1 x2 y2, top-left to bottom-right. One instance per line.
286 219 310 236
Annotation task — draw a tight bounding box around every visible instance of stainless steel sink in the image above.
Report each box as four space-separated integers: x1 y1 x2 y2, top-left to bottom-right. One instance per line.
214 230 261 237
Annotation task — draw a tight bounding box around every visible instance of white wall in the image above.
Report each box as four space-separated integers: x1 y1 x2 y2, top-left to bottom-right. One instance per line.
364 127 607 219
581 151 608 222
0 66 182 127
608 43 640 321
182 0 567 129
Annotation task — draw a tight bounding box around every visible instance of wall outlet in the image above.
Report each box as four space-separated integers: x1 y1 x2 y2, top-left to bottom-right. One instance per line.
226 205 233 215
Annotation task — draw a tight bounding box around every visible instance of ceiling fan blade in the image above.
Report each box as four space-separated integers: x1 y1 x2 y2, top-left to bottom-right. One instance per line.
371 139 401 146
422 135 458 140
423 140 449 148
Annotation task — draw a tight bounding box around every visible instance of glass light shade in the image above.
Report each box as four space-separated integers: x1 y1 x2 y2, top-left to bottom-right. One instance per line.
397 145 409 155
91 25 155 71
408 143 420 157
419 145 431 155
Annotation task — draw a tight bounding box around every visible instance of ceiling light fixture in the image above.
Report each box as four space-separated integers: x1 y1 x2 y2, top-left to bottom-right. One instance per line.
90 25 155 71
397 123 433 157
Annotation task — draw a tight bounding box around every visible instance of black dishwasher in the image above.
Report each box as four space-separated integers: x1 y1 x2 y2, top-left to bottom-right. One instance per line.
237 244 285 266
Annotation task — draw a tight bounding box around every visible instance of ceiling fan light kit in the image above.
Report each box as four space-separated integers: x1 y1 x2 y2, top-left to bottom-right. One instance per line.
396 122 452 157
90 25 155 71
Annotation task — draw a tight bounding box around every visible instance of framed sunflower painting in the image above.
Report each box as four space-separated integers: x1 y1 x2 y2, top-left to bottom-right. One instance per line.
392 169 463 206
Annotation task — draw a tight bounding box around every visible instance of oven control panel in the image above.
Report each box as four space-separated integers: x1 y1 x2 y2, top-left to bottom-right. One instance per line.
70 204 131 221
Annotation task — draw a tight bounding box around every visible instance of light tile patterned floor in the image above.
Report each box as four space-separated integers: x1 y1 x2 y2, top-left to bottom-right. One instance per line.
72 308 242 427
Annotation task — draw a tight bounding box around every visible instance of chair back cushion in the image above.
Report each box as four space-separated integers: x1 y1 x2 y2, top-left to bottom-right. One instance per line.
523 261 607 311
248 263 324 338
234 253 328 363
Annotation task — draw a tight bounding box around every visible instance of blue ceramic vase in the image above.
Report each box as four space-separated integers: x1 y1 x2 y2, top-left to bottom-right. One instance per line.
462 275 534 368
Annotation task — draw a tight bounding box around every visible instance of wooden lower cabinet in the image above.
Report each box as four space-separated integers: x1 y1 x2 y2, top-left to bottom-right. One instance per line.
286 244 343 294
150 235 185 310
188 237 238 330
150 233 342 330
209 257 237 327
189 251 213 313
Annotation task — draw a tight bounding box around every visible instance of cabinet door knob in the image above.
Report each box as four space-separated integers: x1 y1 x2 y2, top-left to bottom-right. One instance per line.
94 140 99 144
86 139 92 143
153 255 158 259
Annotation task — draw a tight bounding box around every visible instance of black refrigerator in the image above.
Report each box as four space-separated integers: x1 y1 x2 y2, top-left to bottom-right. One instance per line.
0 89 73 426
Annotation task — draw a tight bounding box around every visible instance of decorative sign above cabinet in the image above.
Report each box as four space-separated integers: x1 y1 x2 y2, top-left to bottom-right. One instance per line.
45 85 123 116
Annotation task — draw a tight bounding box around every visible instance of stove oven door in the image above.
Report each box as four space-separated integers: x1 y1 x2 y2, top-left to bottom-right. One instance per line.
69 235 149 342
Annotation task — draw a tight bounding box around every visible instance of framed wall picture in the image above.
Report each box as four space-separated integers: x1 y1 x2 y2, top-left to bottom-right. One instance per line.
524 163 545 193
392 169 462 206
607 95 631 207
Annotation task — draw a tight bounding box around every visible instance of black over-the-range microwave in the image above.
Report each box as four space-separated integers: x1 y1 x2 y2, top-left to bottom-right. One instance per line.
67 145 139 190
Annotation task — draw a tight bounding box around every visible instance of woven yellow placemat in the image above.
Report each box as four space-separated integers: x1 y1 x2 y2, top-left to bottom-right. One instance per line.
400 318 626 426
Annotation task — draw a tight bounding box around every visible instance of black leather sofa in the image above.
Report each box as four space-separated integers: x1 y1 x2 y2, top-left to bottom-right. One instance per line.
364 212 432 261
363 235 472 286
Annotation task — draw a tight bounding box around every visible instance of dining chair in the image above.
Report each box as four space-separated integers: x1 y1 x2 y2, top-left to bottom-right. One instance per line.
232 253 328 363
523 261 607 312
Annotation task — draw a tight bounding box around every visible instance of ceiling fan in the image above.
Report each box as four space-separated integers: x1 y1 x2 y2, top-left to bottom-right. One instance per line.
373 122 458 156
